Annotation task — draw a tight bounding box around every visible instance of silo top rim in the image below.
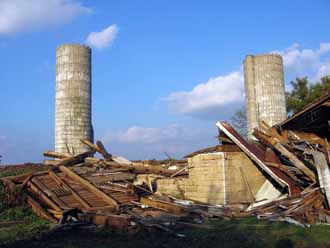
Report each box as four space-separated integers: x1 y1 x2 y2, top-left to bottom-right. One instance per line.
245 53 282 59
56 43 91 50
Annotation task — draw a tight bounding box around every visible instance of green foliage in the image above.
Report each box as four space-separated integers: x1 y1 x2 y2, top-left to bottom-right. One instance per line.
286 75 330 114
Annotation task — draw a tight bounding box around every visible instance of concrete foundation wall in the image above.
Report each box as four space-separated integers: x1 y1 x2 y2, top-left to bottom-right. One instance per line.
184 152 266 205
244 54 287 140
55 44 93 154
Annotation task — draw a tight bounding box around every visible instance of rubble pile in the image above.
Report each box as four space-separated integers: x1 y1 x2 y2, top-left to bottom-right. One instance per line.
1 93 330 232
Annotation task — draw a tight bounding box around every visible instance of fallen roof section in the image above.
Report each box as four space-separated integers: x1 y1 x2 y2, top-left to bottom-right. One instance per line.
279 92 330 138
216 121 300 196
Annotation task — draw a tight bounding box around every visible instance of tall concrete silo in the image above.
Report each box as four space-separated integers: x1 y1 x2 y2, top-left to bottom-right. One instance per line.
55 44 93 154
243 54 287 140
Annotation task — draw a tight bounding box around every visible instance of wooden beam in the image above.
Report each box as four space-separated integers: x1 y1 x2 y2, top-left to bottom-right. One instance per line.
27 180 62 211
104 161 187 177
43 151 71 160
253 129 316 182
96 140 112 160
59 166 119 211
26 195 58 223
57 150 95 167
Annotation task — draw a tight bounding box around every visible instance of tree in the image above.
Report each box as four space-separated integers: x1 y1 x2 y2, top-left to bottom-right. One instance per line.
230 107 247 138
286 75 330 115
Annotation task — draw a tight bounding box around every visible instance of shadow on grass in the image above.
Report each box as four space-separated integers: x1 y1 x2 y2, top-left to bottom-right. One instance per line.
2 218 330 248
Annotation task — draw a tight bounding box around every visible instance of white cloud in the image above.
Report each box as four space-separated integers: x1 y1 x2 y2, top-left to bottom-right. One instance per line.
164 71 244 117
85 24 118 50
165 42 330 119
272 42 330 80
104 124 189 144
102 124 214 159
316 62 330 80
0 0 91 35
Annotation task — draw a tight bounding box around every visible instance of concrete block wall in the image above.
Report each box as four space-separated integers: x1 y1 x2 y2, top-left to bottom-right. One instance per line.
184 152 266 205
185 153 226 205
55 44 93 154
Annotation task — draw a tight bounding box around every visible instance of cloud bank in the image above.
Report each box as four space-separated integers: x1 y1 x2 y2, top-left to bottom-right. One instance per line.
85 24 118 50
272 42 330 81
165 42 330 119
0 0 91 35
165 71 244 118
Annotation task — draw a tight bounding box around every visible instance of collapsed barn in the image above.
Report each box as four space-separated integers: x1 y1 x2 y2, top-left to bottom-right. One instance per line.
2 92 330 231
1 45 330 232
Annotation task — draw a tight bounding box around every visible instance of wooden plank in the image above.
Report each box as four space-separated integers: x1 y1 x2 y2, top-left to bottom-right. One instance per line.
170 165 189 178
140 197 186 214
31 177 67 209
27 180 62 211
253 128 316 182
48 170 91 209
59 166 119 211
26 195 58 223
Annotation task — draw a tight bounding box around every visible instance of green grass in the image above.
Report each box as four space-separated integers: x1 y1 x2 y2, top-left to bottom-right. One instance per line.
0 165 330 248
1 218 330 248
0 164 52 246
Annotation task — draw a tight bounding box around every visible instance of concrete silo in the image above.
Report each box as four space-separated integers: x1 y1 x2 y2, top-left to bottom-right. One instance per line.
55 44 93 154
243 54 287 140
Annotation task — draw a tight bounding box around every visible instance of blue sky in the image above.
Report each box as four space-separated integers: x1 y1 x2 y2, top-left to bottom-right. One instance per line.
1 0 330 164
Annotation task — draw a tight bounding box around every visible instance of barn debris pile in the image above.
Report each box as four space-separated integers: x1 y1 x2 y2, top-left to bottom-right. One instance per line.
2 93 330 231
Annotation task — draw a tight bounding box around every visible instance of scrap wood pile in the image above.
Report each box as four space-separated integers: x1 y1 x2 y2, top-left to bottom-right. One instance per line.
2 94 330 232
0 139 227 233
216 119 330 227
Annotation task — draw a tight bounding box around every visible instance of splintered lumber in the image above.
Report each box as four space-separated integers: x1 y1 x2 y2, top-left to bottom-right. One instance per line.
96 140 112 160
253 129 316 182
58 165 119 211
216 121 289 188
140 197 186 214
43 151 71 160
104 161 187 177
286 131 327 147
57 150 95 167
81 139 112 160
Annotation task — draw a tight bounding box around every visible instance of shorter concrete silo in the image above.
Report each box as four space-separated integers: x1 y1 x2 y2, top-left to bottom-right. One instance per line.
243 54 287 140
